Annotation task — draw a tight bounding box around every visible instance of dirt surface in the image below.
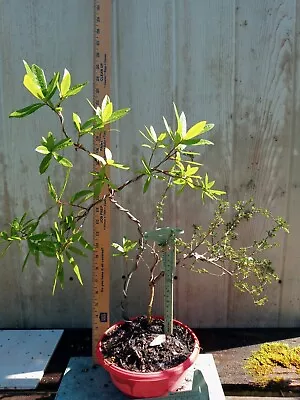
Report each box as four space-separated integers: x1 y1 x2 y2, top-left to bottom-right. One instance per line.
1 327 300 399
101 316 195 372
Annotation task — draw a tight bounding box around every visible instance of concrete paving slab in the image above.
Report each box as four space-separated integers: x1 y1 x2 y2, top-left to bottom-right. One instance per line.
0 330 63 389
55 354 225 399
212 336 300 387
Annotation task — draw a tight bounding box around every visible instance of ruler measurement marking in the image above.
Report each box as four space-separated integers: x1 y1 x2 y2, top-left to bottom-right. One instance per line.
92 0 111 363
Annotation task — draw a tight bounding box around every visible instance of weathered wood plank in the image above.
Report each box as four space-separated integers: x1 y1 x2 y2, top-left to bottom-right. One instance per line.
227 0 295 327
110 0 175 322
0 0 93 328
279 0 300 327
175 0 235 327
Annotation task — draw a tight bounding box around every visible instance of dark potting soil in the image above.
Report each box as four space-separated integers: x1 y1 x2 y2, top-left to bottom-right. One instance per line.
101 316 195 372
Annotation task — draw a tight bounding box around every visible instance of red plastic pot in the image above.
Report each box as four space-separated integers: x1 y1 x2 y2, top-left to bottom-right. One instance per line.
96 317 200 399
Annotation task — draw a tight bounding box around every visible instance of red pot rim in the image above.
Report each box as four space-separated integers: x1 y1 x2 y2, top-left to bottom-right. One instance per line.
96 316 200 379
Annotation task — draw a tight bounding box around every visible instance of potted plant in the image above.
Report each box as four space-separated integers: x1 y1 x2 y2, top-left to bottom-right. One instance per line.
3 62 288 398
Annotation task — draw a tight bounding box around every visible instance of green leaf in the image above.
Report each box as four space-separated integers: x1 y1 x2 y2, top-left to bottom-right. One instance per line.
123 240 138 252
143 176 151 193
36 145 50 154
141 159 151 175
30 233 48 240
81 116 99 132
68 246 86 257
23 74 44 99
60 68 71 97
140 130 155 144
73 264 83 285
65 82 88 97
181 138 214 146
105 147 113 161
163 116 171 134
9 103 45 118
34 251 40 266
158 133 167 141
101 94 110 110
0 231 8 240
39 241 57 257
86 98 96 111
23 60 34 76
53 154 73 168
207 180 215 189
59 168 70 200
108 108 130 124
53 261 64 294
53 138 73 151
20 212 27 225
90 153 106 165
210 189 226 196
110 162 129 170
173 103 183 139
47 177 57 200
112 243 124 253
58 204 63 218
46 132 55 150
66 251 83 285
72 113 81 131
149 126 157 142
179 112 187 138
31 64 47 95
102 102 113 123
93 181 103 197
202 123 215 133
45 72 60 100
70 190 94 204
39 153 52 174
185 121 207 140
79 237 93 251
186 165 199 176
21 251 30 272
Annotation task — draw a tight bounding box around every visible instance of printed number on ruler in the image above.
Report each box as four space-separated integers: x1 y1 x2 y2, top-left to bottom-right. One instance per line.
92 0 111 362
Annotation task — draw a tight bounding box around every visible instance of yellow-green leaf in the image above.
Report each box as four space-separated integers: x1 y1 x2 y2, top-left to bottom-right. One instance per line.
60 68 71 97
105 147 113 161
35 145 50 154
72 113 81 131
66 251 83 285
102 102 113 123
185 121 207 140
90 153 106 165
23 74 44 99
9 103 45 118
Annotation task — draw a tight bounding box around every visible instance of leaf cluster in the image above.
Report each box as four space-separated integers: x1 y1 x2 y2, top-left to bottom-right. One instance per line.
3 61 289 310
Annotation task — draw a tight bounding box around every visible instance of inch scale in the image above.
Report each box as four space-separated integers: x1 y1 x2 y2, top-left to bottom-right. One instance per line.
92 0 111 362
145 227 183 335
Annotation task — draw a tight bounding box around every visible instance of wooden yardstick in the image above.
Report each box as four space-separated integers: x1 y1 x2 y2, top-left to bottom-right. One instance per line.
92 0 111 363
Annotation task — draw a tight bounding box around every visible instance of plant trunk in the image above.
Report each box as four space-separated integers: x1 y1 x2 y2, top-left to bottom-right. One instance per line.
147 283 155 322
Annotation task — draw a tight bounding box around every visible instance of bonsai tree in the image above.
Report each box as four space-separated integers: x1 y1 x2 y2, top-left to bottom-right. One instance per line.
1 62 288 323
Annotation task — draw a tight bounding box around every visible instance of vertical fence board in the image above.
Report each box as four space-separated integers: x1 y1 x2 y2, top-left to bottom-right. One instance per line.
228 0 295 327
0 0 93 328
175 0 235 327
0 0 299 328
280 1 300 327
110 0 175 322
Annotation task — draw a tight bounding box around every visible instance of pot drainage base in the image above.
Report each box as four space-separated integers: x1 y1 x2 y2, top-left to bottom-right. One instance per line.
55 354 225 399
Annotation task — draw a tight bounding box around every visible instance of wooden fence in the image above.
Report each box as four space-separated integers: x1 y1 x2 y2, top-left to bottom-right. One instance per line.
0 0 299 328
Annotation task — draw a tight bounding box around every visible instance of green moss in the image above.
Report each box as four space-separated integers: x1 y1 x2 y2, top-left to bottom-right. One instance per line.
244 342 300 386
